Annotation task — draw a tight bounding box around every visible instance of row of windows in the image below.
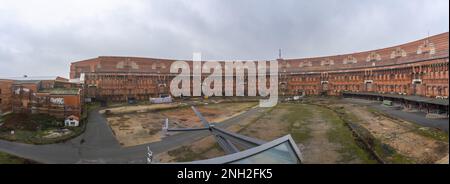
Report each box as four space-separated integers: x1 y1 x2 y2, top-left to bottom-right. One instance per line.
296 43 436 68
291 71 447 82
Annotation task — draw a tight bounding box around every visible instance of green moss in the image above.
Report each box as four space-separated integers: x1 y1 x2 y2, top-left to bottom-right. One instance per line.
167 142 223 162
240 103 377 163
0 152 37 164
284 104 313 143
277 103 375 163
414 127 449 143
319 107 377 164
330 105 420 164
290 128 311 143
372 140 415 164
168 146 206 162
237 106 276 134
86 102 100 111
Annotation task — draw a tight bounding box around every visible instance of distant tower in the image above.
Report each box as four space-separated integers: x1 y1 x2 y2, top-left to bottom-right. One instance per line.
278 49 282 59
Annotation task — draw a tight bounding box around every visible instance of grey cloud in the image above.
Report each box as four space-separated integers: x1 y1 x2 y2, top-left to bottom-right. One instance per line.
0 0 448 78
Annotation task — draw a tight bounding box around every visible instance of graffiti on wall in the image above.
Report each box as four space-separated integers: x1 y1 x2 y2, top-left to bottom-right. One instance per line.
50 97 64 105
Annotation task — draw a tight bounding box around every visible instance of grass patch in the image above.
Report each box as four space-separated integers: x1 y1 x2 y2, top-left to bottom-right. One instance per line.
167 142 223 162
1 113 62 131
167 146 207 162
237 106 275 134
414 127 449 143
0 113 85 145
319 107 377 164
86 102 101 111
334 106 415 164
0 152 38 164
239 103 377 163
372 139 415 164
238 104 313 143
284 104 313 143
0 127 84 145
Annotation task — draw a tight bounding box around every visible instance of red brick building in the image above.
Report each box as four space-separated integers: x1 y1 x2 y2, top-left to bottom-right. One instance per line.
0 76 83 119
70 32 449 103
0 79 13 114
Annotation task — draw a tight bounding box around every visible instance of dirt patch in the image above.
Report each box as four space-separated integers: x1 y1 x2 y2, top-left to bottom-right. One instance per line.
238 107 290 141
156 107 270 163
300 110 342 164
100 103 180 115
157 135 225 163
106 113 164 147
436 155 449 164
105 102 257 147
162 102 257 128
342 103 449 163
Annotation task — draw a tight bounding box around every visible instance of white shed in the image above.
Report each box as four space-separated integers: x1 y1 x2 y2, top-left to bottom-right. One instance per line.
65 115 80 127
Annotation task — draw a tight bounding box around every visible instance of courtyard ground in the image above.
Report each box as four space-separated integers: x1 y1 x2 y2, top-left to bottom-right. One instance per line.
237 103 375 164
334 101 447 163
156 106 268 163
104 102 257 147
156 97 449 164
157 103 375 163
304 97 449 164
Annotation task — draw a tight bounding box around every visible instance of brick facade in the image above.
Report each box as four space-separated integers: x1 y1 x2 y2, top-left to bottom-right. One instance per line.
70 32 449 102
0 79 13 114
0 77 82 119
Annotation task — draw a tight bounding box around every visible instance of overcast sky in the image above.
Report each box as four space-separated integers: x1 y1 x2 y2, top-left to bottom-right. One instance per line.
0 0 448 78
